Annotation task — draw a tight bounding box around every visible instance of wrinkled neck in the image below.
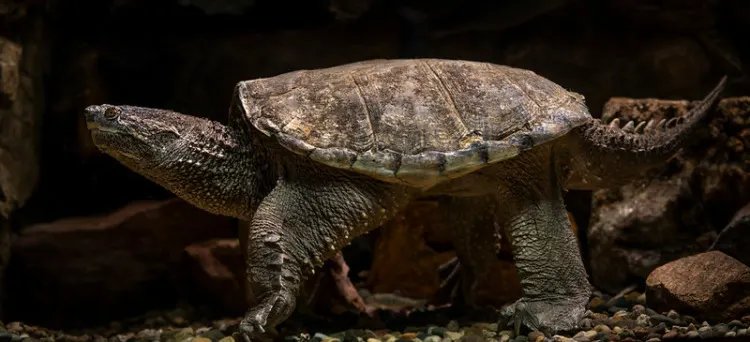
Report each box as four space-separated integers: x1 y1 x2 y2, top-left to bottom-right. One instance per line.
155 122 258 220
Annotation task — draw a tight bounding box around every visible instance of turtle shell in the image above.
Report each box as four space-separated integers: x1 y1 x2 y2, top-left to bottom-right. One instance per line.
232 59 592 187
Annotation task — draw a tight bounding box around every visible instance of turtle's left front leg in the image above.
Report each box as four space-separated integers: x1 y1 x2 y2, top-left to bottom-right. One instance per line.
238 169 412 341
495 148 591 336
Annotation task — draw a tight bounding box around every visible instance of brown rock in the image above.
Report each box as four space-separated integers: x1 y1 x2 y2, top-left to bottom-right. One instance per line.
0 37 21 106
0 34 41 218
645 251 750 322
367 201 457 299
588 96 750 293
6 198 236 328
182 238 246 314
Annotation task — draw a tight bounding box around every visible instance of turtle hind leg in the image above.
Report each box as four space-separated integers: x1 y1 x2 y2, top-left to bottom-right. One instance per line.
493 146 591 336
237 166 413 342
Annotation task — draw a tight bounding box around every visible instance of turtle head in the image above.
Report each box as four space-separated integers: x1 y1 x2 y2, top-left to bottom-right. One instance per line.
84 104 200 169
84 104 266 220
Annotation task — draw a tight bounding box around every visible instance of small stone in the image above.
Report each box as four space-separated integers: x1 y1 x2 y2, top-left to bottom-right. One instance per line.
446 321 460 332
646 332 662 340
613 327 622 335
193 337 212 342
728 320 745 329
737 329 747 336
651 315 677 327
5 324 20 334
650 323 667 334
527 332 544 342
645 338 660 342
590 313 608 321
666 310 679 320
400 333 417 340
427 328 446 338
572 331 589 342
513 336 529 342
578 318 593 330
553 336 575 342
497 331 515 339
636 293 646 305
742 315 750 325
200 329 226 342
440 339 450 342
594 325 611 334
636 314 651 327
444 331 463 341
686 324 696 332
714 323 730 335
697 326 713 339
682 316 696 325
726 331 737 337
686 331 699 338
631 305 645 317
499 335 511 342
423 337 440 342
217 337 234 342
613 320 636 329
633 326 650 338
662 330 678 339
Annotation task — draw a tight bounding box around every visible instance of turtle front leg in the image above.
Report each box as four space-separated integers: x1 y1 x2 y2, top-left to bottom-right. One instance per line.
238 170 412 342
495 149 591 336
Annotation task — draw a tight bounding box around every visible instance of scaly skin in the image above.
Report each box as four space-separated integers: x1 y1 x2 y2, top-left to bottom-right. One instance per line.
84 76 725 340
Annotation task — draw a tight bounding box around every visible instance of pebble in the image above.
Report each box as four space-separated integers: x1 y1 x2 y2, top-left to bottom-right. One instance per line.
499 335 511 342
527 331 544 342
697 326 713 339
514 336 528 342
686 331 699 339
631 305 645 317
443 331 463 341
636 314 651 327
738 328 748 336
423 336 440 342
446 321 460 333
661 330 678 339
645 338 660 342
714 323 730 335
728 320 746 329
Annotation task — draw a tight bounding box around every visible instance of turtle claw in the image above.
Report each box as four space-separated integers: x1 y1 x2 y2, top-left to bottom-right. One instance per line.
499 297 588 337
237 310 274 342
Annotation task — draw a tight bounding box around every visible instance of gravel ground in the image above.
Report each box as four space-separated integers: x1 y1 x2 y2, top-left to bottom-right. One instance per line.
2 290 749 342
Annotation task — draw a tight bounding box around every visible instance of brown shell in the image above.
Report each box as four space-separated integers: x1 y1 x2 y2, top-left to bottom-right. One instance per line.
233 59 592 187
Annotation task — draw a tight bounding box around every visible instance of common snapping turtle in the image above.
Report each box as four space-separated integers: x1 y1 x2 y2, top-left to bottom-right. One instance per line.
83 59 726 340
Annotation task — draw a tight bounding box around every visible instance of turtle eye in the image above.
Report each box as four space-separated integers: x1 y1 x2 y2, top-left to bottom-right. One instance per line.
103 107 120 120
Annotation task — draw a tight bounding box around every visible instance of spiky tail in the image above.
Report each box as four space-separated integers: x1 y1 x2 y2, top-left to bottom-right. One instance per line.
564 76 727 190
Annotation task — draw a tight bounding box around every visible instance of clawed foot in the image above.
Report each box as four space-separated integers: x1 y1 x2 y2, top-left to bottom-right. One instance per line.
236 306 278 342
499 297 588 337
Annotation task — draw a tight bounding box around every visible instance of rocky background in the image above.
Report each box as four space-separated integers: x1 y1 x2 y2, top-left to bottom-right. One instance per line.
1 0 750 340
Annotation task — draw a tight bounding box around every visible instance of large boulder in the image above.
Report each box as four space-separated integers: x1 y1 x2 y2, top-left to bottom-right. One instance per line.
5 198 236 328
645 251 750 322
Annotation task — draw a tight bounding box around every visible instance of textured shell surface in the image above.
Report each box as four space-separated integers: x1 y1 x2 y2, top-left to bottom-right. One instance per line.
233 58 592 187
